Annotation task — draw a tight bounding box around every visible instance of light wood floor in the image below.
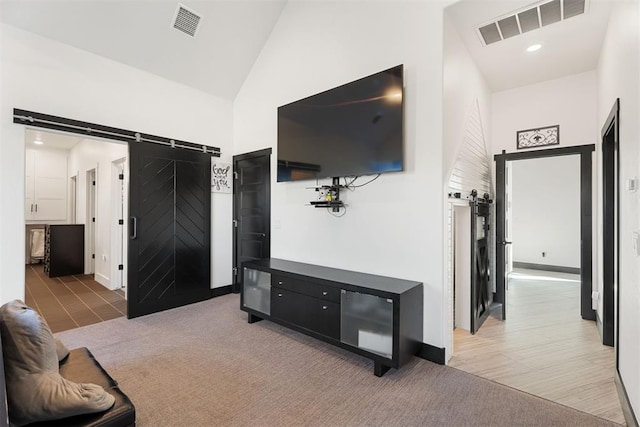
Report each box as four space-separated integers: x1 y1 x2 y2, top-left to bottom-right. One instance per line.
25 264 126 333
449 269 625 425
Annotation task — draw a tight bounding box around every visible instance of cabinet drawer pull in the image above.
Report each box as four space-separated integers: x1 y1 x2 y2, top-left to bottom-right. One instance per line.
322 291 328 296
278 293 283 297
278 281 283 285
322 305 328 310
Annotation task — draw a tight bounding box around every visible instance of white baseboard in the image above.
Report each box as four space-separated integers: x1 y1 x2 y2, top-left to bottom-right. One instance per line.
94 273 113 290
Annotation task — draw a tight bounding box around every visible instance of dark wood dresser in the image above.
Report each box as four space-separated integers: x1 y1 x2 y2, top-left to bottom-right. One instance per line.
44 224 84 278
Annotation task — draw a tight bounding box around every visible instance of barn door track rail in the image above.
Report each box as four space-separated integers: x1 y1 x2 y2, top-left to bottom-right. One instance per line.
13 108 220 156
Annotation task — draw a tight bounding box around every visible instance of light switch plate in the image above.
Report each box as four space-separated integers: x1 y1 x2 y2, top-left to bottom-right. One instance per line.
591 291 599 310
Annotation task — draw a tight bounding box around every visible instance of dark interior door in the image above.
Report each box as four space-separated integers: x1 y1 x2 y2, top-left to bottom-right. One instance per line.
495 156 507 320
128 141 211 318
602 99 619 348
233 149 271 292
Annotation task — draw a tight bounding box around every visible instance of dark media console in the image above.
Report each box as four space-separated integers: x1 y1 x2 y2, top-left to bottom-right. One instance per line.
241 258 423 376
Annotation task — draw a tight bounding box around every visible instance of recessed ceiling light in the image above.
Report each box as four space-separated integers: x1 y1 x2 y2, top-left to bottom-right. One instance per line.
526 43 542 52
33 140 44 145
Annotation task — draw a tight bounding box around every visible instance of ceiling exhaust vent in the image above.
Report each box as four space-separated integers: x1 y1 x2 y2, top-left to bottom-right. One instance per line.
172 3 202 37
476 0 587 46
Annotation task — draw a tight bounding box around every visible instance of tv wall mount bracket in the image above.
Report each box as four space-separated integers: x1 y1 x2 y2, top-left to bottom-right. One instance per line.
309 177 345 212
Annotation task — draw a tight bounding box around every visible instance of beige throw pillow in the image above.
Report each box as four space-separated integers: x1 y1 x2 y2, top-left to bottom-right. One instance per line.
0 300 115 426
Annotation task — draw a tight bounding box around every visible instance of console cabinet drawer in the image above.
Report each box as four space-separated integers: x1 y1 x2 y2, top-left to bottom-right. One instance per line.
272 275 340 304
271 288 340 340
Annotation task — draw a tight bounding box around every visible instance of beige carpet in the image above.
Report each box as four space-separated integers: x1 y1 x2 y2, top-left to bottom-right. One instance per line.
56 294 619 426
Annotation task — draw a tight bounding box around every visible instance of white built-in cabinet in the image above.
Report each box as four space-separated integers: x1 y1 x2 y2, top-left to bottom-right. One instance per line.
25 149 68 221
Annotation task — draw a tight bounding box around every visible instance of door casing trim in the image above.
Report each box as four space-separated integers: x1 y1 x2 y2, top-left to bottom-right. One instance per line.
494 144 595 321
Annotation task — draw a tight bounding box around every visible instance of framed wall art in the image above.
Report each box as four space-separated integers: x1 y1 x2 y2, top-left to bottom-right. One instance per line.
516 125 559 149
211 160 232 193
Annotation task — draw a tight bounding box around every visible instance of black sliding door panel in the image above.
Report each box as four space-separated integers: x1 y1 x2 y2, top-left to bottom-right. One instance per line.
138 158 175 304
175 160 209 293
128 141 211 318
470 197 491 334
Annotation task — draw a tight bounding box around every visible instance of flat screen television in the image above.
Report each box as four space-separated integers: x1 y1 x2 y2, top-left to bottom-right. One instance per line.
277 65 404 182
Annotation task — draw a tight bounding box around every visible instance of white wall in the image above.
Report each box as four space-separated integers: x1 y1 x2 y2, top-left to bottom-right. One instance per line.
443 11 493 360
0 23 234 302
234 1 447 347
597 0 640 417
492 71 598 154
68 138 127 288
443 14 492 180
510 156 581 268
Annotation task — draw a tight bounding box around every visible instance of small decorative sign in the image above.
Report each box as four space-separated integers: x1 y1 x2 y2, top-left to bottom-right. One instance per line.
516 125 560 149
211 160 232 193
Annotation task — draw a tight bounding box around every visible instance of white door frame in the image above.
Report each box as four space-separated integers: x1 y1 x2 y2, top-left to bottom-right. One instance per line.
86 168 97 274
110 158 128 292
69 174 78 224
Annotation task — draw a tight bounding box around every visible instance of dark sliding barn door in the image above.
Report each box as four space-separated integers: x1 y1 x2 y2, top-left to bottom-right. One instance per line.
128 141 211 318
470 191 492 334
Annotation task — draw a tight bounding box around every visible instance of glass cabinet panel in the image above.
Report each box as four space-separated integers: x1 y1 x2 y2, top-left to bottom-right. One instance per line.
340 290 393 358
243 268 271 315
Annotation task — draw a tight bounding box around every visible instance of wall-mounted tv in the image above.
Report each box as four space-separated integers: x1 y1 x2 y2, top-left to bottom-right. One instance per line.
277 65 404 182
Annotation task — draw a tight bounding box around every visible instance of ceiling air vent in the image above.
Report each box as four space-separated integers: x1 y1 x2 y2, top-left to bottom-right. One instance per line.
476 0 588 46
172 3 202 37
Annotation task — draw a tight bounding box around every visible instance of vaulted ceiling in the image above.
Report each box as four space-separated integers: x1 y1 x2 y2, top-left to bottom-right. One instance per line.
1 0 616 99
0 0 287 100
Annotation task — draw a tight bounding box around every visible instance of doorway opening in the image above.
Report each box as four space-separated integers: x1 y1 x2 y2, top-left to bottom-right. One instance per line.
453 204 471 331
110 158 127 294
601 99 619 349
23 128 128 332
450 145 622 423
506 154 582 318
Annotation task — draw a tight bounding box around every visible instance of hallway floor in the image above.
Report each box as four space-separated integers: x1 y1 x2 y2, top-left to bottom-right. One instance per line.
25 264 126 333
449 269 624 425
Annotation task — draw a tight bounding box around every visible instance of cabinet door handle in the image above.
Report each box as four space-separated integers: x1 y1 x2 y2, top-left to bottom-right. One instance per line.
322 291 328 296
278 281 283 285
30 204 34 213
277 293 283 297
322 305 328 310
34 204 38 213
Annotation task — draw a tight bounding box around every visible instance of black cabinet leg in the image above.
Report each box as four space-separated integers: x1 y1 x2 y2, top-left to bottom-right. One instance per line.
374 361 391 377
248 313 263 324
